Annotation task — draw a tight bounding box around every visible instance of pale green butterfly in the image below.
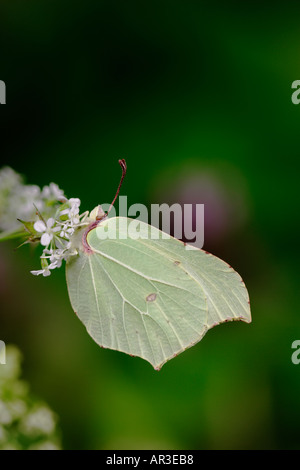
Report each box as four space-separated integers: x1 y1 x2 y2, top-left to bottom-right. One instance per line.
66 160 251 370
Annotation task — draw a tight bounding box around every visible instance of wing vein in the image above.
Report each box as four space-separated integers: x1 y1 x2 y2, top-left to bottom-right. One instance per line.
88 257 105 345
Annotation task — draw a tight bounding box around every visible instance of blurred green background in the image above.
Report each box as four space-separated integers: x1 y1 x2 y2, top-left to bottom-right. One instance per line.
0 0 299 449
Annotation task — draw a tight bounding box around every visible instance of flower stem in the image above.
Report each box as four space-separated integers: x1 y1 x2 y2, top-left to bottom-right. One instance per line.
0 228 27 242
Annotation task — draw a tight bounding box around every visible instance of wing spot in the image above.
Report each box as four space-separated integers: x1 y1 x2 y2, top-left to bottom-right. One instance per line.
146 293 157 302
174 260 180 265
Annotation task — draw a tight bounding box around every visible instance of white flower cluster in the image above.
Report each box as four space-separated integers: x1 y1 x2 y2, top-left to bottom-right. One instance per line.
31 198 88 277
0 167 66 232
0 346 61 450
0 167 89 277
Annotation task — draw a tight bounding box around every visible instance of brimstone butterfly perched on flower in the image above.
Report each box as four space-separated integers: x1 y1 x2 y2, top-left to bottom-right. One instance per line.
66 160 251 370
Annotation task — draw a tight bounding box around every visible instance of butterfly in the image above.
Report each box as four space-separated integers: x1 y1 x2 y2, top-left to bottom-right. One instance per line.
66 160 251 370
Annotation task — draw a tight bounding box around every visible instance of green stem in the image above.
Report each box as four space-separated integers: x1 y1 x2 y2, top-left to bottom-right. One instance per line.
0 229 27 242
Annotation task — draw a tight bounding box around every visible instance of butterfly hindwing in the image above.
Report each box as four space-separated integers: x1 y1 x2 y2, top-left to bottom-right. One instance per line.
66 217 251 369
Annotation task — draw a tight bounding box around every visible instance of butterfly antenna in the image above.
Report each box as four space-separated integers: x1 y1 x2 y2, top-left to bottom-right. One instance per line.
106 159 127 215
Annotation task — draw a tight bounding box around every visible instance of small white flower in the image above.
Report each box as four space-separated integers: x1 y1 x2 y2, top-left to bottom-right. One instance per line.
49 251 63 269
0 401 13 425
30 268 51 277
20 406 56 436
59 223 74 239
0 168 45 231
60 198 81 225
42 248 53 256
69 198 80 206
34 218 59 246
48 261 62 270
42 182 66 202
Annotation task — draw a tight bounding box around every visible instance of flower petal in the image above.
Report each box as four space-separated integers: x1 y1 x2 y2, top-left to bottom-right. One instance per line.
59 209 70 216
41 233 53 246
43 248 53 255
69 198 80 206
30 270 44 276
34 220 46 233
47 218 55 228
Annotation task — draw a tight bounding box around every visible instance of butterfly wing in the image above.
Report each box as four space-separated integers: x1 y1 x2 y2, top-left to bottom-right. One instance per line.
66 217 251 370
